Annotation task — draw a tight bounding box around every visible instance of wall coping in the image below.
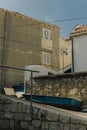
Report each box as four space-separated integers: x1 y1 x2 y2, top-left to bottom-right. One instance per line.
34 71 87 79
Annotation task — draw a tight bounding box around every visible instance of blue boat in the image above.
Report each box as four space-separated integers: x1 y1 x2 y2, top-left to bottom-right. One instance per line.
23 95 82 111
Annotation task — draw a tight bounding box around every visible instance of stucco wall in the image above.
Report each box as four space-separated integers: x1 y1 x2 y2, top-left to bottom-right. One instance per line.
0 8 60 87
72 35 87 72
59 38 71 70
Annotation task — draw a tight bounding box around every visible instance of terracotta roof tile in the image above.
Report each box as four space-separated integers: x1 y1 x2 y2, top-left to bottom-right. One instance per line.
70 25 87 37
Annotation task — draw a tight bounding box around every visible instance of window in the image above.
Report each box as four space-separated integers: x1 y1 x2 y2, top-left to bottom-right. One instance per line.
42 52 51 64
43 28 50 39
44 30 49 39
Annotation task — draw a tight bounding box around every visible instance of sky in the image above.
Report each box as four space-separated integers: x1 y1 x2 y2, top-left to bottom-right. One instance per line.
0 0 87 38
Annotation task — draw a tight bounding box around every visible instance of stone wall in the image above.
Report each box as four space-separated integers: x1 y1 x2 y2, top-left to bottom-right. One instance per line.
31 72 87 102
0 94 87 130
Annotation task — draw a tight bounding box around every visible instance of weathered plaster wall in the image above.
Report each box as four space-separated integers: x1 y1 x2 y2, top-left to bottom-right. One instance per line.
0 8 60 88
0 95 87 130
59 38 71 70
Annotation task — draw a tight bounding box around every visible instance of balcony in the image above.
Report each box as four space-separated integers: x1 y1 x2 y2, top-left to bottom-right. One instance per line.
41 38 53 50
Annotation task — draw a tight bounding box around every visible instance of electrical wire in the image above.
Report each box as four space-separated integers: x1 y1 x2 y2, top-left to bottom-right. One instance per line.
49 16 87 23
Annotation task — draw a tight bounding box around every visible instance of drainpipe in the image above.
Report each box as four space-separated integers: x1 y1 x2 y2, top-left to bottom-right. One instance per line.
70 36 74 72
2 11 8 88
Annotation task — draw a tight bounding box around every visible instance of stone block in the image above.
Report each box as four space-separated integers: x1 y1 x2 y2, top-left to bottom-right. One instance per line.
10 120 14 129
20 121 29 129
22 104 27 112
0 119 10 128
38 109 47 120
59 114 70 123
18 102 22 112
33 107 39 114
80 120 87 125
70 123 76 129
32 107 39 119
24 113 32 121
32 120 41 128
71 117 81 124
63 124 71 130
41 121 48 129
14 113 24 120
26 105 31 113
28 125 34 130
11 102 18 112
0 112 4 118
38 109 58 121
0 99 5 104
14 120 21 129
0 105 4 111
4 112 13 119
46 111 58 121
71 124 87 130
4 104 11 112
75 124 87 130
4 99 12 104
32 113 38 120
48 122 63 130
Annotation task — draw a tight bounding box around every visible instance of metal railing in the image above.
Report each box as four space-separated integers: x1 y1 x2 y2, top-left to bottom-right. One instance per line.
0 65 39 113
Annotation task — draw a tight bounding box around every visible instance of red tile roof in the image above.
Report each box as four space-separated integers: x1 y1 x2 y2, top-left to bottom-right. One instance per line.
70 25 87 37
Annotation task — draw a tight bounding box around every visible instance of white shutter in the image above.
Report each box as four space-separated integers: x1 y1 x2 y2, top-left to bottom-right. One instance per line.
42 52 51 64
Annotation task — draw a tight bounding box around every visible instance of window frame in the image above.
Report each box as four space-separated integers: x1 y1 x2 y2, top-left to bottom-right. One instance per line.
43 28 50 39
42 52 51 65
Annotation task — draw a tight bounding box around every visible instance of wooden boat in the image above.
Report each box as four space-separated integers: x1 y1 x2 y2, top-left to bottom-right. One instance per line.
23 95 82 111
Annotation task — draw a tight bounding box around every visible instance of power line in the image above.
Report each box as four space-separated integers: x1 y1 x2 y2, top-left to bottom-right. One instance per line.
49 16 87 23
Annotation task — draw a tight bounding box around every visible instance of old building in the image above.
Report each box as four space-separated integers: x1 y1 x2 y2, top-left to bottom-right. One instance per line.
70 25 87 72
0 8 60 86
59 38 71 73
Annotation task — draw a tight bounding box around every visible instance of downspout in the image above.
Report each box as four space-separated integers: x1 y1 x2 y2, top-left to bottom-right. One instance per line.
70 37 74 72
2 11 8 88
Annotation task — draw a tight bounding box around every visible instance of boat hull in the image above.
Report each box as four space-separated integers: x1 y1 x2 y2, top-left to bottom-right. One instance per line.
23 95 82 111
